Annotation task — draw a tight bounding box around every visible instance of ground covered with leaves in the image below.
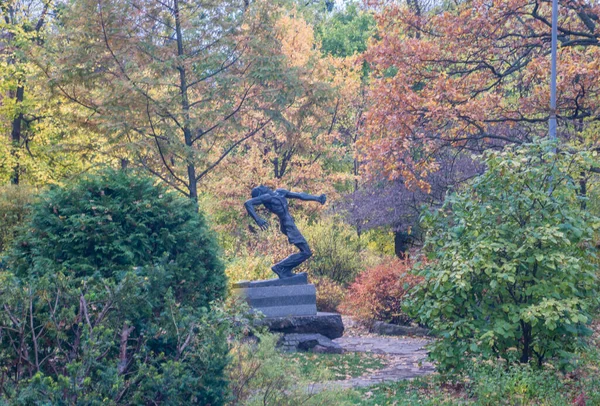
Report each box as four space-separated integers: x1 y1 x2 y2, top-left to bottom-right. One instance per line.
310 320 600 405
284 352 389 381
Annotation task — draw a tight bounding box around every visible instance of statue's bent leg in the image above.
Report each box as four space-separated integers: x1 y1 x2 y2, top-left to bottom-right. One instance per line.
272 242 312 278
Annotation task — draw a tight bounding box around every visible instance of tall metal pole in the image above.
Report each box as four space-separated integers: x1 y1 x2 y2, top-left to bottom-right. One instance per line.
549 0 558 140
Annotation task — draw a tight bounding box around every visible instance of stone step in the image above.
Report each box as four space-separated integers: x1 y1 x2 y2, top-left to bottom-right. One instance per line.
256 304 317 318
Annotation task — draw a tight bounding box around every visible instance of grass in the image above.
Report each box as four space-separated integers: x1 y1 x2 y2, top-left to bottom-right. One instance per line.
337 377 463 405
283 351 388 381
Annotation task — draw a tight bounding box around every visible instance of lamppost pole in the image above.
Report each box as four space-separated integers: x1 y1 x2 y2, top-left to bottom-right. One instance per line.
549 0 558 140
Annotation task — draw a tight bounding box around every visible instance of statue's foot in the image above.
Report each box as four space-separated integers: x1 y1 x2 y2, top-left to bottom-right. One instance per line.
271 265 294 279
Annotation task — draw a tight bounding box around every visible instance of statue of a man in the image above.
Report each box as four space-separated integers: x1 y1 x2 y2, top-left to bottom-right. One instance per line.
244 186 326 278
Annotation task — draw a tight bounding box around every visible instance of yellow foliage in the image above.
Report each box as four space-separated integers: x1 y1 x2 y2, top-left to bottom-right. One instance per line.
225 255 273 285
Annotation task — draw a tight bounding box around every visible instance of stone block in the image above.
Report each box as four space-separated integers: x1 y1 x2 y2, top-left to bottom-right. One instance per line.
233 282 317 318
256 305 317 318
369 321 432 337
260 312 344 339
277 333 343 354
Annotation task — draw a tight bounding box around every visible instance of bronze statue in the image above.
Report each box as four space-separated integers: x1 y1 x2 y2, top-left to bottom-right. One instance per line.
244 186 326 278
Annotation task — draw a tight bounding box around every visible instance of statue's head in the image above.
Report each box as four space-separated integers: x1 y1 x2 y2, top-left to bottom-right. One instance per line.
251 185 271 198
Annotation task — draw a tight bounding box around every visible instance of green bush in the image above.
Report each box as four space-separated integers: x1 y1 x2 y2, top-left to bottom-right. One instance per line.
10 169 225 306
407 140 600 373
1 170 229 404
0 185 35 255
361 228 396 257
225 254 274 285
302 217 362 285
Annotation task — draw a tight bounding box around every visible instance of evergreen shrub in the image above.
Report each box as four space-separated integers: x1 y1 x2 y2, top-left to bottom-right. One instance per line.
11 169 225 306
1 169 228 404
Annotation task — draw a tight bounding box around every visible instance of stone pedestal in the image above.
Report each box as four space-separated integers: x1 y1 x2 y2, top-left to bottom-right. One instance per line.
233 272 317 318
234 273 345 352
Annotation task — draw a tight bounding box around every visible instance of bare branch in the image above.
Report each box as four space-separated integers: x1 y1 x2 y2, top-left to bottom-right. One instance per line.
195 119 272 182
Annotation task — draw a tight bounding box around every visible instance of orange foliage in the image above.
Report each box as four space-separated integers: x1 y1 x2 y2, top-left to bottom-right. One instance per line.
203 12 362 232
340 259 422 325
361 0 600 190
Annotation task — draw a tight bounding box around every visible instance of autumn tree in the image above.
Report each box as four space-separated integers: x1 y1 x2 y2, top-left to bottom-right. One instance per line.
1 0 49 184
362 0 600 189
240 13 340 190
314 2 375 194
1 1 113 186
201 12 346 240
339 152 482 256
44 0 323 201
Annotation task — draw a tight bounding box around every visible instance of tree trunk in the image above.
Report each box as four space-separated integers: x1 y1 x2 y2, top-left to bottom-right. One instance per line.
10 85 24 185
394 231 410 259
174 0 198 202
520 321 531 363
579 172 587 210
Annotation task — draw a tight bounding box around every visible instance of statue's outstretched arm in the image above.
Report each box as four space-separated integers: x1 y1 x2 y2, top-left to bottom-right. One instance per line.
244 196 269 230
285 191 326 205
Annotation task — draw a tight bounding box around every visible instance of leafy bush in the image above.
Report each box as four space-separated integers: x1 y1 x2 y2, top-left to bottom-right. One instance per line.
1 170 229 404
314 276 345 312
302 217 362 285
10 169 225 306
407 140 600 373
0 185 35 255
340 259 422 325
362 228 396 257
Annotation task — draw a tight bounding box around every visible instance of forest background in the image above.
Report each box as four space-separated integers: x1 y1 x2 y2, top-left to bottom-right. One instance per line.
2 0 599 296
2 0 600 403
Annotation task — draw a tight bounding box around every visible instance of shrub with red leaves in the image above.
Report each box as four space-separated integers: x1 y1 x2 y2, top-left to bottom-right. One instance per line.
340 259 422 325
572 391 587 406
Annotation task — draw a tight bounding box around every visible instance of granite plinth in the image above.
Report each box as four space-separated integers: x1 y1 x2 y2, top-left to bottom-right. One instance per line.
233 275 344 336
233 279 317 318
